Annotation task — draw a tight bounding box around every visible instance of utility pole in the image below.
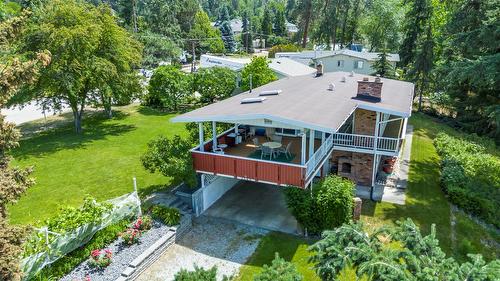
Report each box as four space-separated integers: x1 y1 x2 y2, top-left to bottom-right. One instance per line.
191 40 196 73
132 0 138 33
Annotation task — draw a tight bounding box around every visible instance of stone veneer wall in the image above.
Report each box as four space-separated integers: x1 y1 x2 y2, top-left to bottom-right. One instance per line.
331 150 374 186
354 108 376 135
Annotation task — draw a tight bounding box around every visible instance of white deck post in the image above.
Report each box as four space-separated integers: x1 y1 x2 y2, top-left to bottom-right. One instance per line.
309 129 315 160
301 131 306 165
401 117 408 139
234 123 239 144
198 123 204 152
212 121 217 151
321 131 326 144
373 112 380 151
372 154 380 187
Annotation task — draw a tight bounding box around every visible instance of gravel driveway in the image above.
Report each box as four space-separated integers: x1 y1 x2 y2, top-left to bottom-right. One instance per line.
136 216 268 281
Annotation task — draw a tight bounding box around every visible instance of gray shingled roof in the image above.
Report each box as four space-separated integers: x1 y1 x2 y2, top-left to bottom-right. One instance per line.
315 49 400 62
172 72 413 133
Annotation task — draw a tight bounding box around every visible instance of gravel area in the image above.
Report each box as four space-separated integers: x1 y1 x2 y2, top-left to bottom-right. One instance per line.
60 221 172 281
136 216 268 281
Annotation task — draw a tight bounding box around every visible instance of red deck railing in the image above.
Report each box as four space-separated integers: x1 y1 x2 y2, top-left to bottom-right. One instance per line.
192 151 306 188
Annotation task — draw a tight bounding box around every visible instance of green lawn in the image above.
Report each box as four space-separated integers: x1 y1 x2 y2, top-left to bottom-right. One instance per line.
236 232 320 281
360 113 499 261
8 105 186 225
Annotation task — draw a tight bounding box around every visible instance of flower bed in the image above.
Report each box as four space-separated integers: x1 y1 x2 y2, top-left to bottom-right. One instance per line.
60 218 173 281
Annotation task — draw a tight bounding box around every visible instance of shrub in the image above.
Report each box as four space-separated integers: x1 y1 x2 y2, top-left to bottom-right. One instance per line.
284 175 354 234
268 44 301 58
23 197 113 257
174 265 217 281
194 67 237 104
121 228 141 245
309 219 500 281
141 135 197 187
254 253 303 281
433 133 500 227
150 205 181 226
88 248 112 268
35 220 129 280
132 215 153 231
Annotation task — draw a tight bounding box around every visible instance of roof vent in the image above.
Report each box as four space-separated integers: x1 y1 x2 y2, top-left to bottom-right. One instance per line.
341 76 346 82
259 90 282 96
315 62 324 77
328 83 335 91
349 71 354 77
241 97 266 104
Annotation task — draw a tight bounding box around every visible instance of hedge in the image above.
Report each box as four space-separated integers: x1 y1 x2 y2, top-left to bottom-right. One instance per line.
434 133 500 227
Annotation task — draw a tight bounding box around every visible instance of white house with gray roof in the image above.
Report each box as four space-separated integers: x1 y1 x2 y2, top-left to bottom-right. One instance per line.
171 72 413 215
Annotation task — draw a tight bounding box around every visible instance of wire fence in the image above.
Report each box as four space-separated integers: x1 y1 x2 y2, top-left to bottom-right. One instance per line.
21 191 141 280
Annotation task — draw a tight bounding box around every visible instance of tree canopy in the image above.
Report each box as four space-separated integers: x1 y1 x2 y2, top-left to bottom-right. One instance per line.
240 56 277 91
194 67 237 104
14 0 142 133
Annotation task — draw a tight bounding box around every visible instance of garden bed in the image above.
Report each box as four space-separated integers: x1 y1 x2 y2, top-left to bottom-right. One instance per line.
61 220 172 281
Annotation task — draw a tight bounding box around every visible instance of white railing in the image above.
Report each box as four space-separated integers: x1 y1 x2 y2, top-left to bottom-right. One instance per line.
332 133 400 152
306 134 334 178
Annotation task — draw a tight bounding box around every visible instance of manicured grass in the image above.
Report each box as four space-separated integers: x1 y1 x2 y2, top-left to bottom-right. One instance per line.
236 232 320 281
8 105 186 225
361 113 499 261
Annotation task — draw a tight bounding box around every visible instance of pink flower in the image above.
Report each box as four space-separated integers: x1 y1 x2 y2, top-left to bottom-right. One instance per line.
91 249 101 258
85 275 91 281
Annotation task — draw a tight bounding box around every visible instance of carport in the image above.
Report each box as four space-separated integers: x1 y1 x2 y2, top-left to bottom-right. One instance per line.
203 181 300 234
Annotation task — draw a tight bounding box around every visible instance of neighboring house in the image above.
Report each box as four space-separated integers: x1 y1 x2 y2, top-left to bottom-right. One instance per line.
200 54 317 78
276 49 400 75
285 21 298 36
211 19 243 35
172 72 413 215
312 49 400 75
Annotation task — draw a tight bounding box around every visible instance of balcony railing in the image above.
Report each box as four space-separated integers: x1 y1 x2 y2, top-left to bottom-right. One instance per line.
306 134 334 178
332 133 400 153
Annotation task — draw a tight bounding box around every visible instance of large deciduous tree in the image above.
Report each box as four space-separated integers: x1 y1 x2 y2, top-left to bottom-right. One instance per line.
359 0 403 52
0 11 49 281
16 0 142 133
194 67 237 104
188 10 225 55
240 56 277 91
146 65 192 111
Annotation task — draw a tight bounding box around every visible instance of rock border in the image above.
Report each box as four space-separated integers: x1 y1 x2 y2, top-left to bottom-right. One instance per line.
118 213 192 280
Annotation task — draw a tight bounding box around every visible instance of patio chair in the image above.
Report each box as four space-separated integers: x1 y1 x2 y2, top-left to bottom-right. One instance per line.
277 141 293 159
252 138 262 152
261 145 274 160
271 134 283 143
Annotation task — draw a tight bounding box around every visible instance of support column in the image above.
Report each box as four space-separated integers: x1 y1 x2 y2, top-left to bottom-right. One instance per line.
234 123 239 144
301 131 306 165
373 112 380 152
309 129 315 160
198 122 204 152
212 121 217 151
401 118 408 139
321 131 326 144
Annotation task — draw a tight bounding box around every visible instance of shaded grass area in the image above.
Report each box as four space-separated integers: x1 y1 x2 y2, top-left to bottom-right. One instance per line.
8 105 186 225
236 232 320 281
361 113 499 261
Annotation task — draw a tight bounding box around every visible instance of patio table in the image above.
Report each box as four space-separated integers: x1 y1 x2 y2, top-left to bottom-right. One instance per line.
262 142 282 159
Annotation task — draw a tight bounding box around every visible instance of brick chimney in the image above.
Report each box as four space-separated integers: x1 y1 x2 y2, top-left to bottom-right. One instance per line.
315 62 324 77
356 76 383 102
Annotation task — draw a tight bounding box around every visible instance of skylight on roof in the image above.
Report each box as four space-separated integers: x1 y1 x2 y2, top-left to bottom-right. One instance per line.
259 90 282 96
241 97 266 104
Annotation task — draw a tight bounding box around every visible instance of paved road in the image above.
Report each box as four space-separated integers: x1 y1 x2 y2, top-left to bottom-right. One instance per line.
1 103 68 125
136 216 267 281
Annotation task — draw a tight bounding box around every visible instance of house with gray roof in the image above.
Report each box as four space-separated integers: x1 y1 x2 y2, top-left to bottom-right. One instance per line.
312 49 400 75
171 72 413 216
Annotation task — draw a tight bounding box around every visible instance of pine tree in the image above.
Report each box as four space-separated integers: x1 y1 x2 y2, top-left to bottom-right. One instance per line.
217 6 236 53
273 9 286 37
372 50 396 78
241 10 253 53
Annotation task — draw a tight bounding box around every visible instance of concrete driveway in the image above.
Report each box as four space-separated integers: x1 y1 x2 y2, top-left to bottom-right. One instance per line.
204 182 300 234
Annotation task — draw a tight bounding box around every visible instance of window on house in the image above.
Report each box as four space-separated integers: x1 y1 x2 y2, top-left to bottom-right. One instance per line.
275 128 299 136
337 60 344 67
354 61 364 69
